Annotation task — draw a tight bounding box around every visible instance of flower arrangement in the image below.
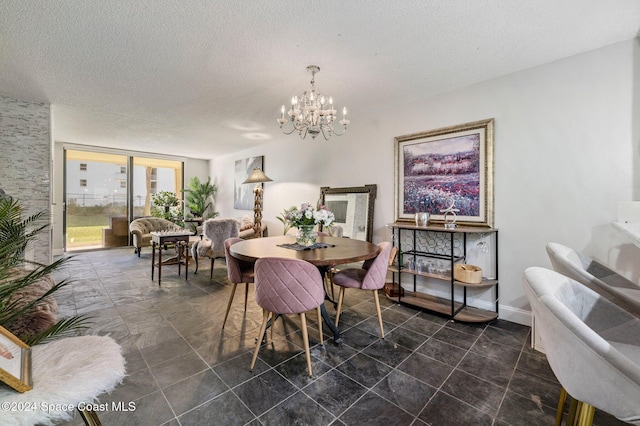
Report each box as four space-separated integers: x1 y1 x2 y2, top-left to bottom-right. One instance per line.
280 202 335 230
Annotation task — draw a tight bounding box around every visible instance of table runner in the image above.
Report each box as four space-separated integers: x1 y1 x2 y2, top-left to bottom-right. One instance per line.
277 242 336 251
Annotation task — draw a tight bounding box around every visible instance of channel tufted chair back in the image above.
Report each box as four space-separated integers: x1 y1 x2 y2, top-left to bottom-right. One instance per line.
250 257 325 376
333 242 391 337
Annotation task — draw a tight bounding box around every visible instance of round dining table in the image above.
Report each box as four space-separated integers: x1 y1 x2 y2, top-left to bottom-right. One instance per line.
230 235 379 342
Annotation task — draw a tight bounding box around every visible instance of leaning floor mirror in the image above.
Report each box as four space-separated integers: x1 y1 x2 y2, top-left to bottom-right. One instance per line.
319 184 377 242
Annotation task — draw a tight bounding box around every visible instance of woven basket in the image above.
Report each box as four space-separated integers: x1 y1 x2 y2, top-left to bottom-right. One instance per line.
453 264 482 284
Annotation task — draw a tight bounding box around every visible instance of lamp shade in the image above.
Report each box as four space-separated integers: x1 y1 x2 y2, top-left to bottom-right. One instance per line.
242 167 273 184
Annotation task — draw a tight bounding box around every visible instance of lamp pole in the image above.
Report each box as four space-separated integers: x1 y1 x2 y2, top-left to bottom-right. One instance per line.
242 167 273 238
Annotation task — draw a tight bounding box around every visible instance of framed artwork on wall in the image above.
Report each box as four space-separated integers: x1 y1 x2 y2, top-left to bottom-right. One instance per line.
0 325 32 393
234 156 264 210
394 118 494 227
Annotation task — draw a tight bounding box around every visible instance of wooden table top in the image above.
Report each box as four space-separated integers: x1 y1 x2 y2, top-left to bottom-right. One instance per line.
230 235 379 267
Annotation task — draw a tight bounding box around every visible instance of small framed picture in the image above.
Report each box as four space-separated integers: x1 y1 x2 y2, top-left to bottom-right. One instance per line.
0 325 32 393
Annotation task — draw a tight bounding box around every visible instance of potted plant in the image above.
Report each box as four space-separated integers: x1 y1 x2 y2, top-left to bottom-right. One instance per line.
183 177 219 219
0 195 89 345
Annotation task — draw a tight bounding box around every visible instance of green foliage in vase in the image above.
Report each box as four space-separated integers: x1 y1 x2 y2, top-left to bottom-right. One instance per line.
151 191 184 226
183 177 219 219
0 196 90 345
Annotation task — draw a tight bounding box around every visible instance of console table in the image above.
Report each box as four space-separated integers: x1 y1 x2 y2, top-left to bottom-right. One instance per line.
387 223 499 322
150 231 192 286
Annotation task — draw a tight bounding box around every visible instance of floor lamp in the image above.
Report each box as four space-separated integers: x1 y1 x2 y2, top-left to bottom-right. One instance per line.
242 167 273 238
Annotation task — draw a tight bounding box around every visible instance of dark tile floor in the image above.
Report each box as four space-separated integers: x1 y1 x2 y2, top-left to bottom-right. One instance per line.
52 247 625 426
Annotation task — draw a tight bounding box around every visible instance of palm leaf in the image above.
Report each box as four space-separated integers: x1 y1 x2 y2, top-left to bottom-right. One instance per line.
0 195 87 346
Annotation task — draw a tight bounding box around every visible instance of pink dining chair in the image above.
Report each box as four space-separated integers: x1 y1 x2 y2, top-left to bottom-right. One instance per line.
333 241 392 338
250 257 325 376
223 237 255 328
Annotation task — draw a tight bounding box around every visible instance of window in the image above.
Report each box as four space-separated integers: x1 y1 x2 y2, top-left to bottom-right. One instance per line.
80 179 87 187
80 163 87 171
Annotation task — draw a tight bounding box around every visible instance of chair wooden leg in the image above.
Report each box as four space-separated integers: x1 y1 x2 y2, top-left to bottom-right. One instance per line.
300 312 312 376
316 306 323 345
250 309 270 371
335 287 345 326
244 283 249 312
556 387 568 426
210 258 215 279
327 268 336 300
373 289 384 338
222 283 238 329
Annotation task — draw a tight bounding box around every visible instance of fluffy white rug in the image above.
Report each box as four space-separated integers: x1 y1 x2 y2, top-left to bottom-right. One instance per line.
0 335 126 426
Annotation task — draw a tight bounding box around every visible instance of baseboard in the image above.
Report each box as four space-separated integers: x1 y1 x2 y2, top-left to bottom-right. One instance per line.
468 298 532 327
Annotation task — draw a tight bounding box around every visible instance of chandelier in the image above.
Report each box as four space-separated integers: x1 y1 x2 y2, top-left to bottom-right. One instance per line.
277 65 349 140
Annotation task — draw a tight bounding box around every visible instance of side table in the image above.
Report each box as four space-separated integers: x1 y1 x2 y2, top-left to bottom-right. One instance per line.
150 231 192 286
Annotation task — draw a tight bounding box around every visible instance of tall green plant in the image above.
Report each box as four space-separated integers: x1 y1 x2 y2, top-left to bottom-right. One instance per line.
183 177 218 219
0 196 89 345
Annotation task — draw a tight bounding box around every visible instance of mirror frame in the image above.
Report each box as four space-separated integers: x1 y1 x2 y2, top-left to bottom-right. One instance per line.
319 184 377 242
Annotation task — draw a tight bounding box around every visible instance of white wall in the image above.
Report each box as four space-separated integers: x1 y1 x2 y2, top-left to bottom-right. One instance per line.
212 38 640 326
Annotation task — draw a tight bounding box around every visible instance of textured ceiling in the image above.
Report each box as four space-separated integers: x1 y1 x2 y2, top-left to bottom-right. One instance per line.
1 1 639 159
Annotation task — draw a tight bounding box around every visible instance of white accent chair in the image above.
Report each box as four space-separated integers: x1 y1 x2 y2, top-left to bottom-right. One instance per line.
546 242 640 317
191 218 239 277
523 267 640 425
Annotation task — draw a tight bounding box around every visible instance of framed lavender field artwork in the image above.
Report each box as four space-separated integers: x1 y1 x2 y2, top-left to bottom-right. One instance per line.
394 118 494 227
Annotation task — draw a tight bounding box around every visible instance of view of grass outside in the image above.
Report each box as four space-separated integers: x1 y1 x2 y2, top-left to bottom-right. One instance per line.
66 213 108 249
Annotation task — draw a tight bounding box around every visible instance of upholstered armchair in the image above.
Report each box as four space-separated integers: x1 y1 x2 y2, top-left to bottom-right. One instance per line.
129 217 187 256
523 267 640 425
546 242 640 316
192 218 240 276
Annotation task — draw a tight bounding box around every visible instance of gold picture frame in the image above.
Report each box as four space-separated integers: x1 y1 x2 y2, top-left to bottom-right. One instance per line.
0 325 32 393
394 118 494 227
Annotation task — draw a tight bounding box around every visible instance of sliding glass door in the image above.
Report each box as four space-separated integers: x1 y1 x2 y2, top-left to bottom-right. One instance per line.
64 150 129 251
132 157 183 218
64 148 184 252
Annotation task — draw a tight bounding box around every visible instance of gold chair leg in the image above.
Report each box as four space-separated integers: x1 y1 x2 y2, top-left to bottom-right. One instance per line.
567 396 580 426
78 408 102 426
577 403 595 426
373 289 384 338
335 287 345 326
300 312 312 376
556 387 568 426
250 309 270 371
222 283 238 329
317 306 323 345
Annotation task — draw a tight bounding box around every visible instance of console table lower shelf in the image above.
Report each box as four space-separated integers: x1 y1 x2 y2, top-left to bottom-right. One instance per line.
387 289 499 323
